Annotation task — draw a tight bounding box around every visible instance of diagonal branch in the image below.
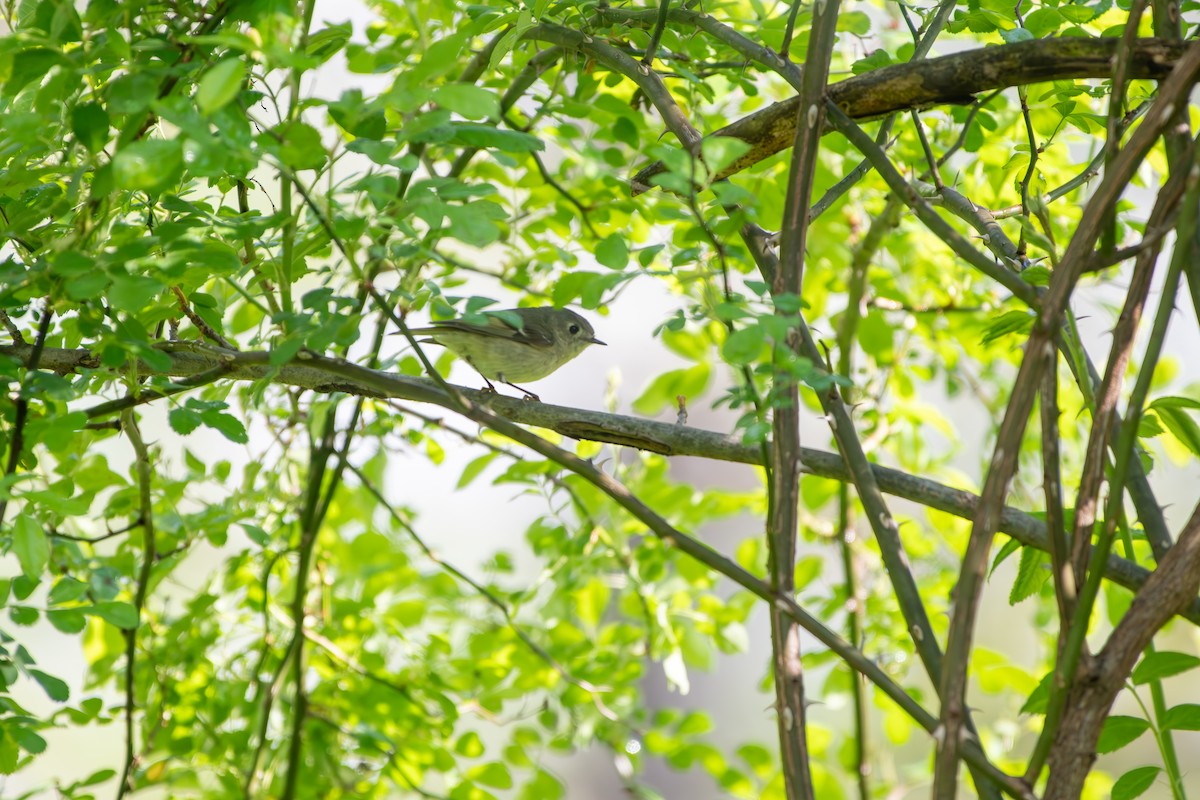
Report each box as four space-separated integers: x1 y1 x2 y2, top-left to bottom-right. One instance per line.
931 41 1200 796
5 341 1196 624
631 37 1190 190
765 0 842 790
525 22 703 152
1044 500 1200 799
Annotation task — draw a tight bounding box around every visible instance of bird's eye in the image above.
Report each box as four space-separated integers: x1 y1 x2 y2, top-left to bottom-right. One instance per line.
568 324 580 334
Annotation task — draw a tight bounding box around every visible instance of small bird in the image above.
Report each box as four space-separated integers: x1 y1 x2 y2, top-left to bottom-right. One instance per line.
405 306 605 401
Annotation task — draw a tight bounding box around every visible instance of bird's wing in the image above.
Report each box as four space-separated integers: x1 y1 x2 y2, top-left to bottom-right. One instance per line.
411 314 553 348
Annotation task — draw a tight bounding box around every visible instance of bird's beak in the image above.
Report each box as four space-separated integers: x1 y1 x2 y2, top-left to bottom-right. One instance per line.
589 337 606 346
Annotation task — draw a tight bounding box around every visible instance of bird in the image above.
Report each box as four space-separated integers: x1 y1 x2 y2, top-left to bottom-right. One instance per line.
404 307 605 401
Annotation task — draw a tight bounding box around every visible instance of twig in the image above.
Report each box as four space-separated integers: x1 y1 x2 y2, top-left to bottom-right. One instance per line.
115 409 156 799
910 110 943 190
0 309 25 343
83 365 234 421
765 0 844 787
3 340 1192 623
526 22 703 153
642 0 672 67
631 37 1191 189
49 516 143 544
0 300 52 530
932 42 1200 796
347 463 623 723
280 411 333 800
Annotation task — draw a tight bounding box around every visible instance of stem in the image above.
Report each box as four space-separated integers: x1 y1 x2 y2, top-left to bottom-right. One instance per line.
115 409 156 799
0 302 52 530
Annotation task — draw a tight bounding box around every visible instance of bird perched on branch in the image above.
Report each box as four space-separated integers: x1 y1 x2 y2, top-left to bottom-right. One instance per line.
403 307 605 401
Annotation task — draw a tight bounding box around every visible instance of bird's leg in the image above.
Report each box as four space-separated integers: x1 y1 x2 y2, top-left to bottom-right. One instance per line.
468 360 499 395
502 381 540 402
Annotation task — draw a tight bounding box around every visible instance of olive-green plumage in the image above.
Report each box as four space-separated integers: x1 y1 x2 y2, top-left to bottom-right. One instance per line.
407 307 605 398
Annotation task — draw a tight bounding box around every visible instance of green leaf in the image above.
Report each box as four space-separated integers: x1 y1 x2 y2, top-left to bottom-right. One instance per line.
201 410 249 444
1161 703 1200 731
574 578 609 629
699 137 752 174
268 122 327 171
1152 403 1200 457
88 601 139 630
1060 5 1095 22
48 577 90 605
722 325 765 366
632 363 711 416
1096 715 1149 753
108 273 164 311
47 609 87 634
71 102 110 153
1131 651 1200 685
990 536 1022 577
467 762 513 789
1021 264 1052 286
519 770 564 800
851 49 893 75
196 57 246 114
663 648 690 694
169 407 203 435
113 139 183 191
858 309 893 359
433 84 499 120
11 515 49 580
595 235 629 270
836 10 872 33
306 23 352 61
1023 8 1064 36
106 71 159 114
457 452 499 489
1138 413 1165 437
451 123 543 153
1112 766 1161 800
487 11 533 71
28 669 69 702
1148 395 1200 411
0 732 18 775
4 47 70 96
981 309 1034 346
1009 546 1049 604
11 726 46 756
455 730 485 757
9 606 38 625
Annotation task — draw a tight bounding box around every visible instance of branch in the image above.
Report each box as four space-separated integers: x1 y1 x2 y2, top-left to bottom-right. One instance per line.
932 40 1200 794
413 358 1026 798
767 0 843 789
0 302 52 529
115 409 156 800
1045 500 1200 799
347 463 622 723
82 365 234 423
525 22 703 153
3 341 1194 623
631 37 1190 190
596 8 804 91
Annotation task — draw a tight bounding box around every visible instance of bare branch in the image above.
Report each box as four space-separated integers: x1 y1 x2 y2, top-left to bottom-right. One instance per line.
632 37 1190 190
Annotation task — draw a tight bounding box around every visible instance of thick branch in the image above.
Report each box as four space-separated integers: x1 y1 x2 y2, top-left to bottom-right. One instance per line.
7 341 1192 623
1045 501 1200 799
631 37 1189 190
932 40 1200 793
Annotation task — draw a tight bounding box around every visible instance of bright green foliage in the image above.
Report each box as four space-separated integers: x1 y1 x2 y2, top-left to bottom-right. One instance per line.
0 0 1198 798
